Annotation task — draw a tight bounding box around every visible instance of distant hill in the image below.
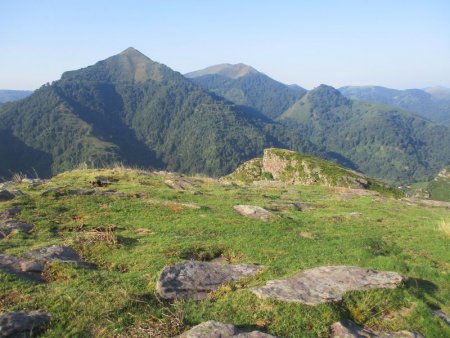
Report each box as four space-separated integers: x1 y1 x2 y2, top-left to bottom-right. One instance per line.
0 48 317 179
279 85 450 183
0 90 33 103
185 64 306 119
227 148 400 196
339 85 450 125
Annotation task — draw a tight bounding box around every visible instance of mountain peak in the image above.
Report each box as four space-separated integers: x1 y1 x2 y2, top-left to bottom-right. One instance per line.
306 84 351 107
185 63 259 79
118 47 148 58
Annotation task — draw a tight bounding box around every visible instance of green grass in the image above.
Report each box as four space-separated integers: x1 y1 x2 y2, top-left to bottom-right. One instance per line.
0 168 449 337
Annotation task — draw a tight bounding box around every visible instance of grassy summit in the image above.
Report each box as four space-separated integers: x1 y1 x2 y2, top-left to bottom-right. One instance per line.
0 166 449 337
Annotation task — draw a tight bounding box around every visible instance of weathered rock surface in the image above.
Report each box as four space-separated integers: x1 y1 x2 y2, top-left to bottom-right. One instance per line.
402 198 450 209
179 320 276 338
0 311 51 337
0 190 15 202
265 201 302 211
251 266 404 305
157 261 262 300
0 245 93 282
0 220 33 239
0 208 21 220
233 205 276 222
165 176 202 190
432 309 450 326
329 319 424 338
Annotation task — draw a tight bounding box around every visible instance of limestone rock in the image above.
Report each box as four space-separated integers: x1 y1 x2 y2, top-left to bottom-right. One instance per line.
179 320 276 338
0 311 51 337
0 208 21 220
157 261 262 300
165 176 202 190
0 220 33 239
21 245 90 266
329 319 424 338
233 205 276 222
0 254 45 282
0 190 15 202
265 201 302 211
251 266 404 305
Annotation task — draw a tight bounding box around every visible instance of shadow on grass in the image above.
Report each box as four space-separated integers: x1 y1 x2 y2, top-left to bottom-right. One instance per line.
406 277 439 305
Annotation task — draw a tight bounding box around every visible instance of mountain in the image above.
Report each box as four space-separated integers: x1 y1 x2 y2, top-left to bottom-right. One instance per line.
339 85 450 125
185 64 306 119
279 85 450 183
0 48 318 179
0 90 33 103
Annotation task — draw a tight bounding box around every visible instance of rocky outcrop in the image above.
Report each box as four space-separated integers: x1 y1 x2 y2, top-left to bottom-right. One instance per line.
179 320 276 337
233 205 276 222
227 149 396 195
0 311 51 337
157 261 262 300
329 319 424 338
0 190 15 202
0 220 33 239
0 208 21 220
0 245 94 282
251 266 404 305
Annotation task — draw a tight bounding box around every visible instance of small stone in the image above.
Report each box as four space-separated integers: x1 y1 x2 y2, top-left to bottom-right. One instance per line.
251 266 404 305
329 319 424 338
0 311 51 337
233 205 276 222
0 190 15 202
20 260 45 273
179 320 277 338
157 261 262 300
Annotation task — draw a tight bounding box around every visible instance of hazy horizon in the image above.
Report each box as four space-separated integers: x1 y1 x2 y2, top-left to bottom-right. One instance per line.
2 0 450 90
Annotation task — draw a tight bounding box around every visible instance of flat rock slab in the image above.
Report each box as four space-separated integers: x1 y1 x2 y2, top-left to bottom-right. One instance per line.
0 311 51 338
0 245 93 282
265 201 302 211
0 190 15 202
329 320 424 338
233 205 276 222
0 220 33 239
0 208 21 220
165 176 202 190
157 261 262 300
251 266 404 305
179 320 276 338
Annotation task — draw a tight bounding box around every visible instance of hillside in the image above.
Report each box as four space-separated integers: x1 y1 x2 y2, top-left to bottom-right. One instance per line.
0 90 33 103
339 86 450 125
279 85 450 184
227 148 400 197
0 167 449 337
0 48 318 180
409 167 450 202
186 64 306 119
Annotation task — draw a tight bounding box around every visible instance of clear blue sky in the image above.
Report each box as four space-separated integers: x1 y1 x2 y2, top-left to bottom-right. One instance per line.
1 0 449 90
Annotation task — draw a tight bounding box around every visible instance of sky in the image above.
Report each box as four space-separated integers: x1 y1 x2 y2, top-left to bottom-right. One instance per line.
1 0 450 90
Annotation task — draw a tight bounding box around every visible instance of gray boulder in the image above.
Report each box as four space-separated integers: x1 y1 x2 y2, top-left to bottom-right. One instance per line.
265 201 302 211
233 205 276 222
0 190 15 202
251 266 404 305
0 311 51 337
0 220 33 239
179 320 276 338
329 319 424 338
432 309 450 326
157 261 262 300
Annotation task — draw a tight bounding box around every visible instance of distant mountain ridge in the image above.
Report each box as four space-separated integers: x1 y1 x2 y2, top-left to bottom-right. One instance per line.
278 85 450 183
0 48 317 179
0 90 33 103
339 85 450 125
186 63 306 119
